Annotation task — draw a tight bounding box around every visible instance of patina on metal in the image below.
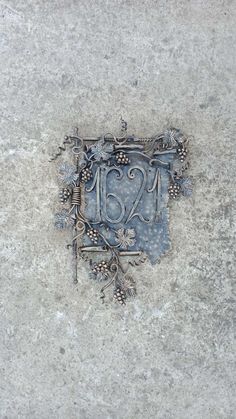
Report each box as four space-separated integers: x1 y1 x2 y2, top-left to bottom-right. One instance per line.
51 122 192 305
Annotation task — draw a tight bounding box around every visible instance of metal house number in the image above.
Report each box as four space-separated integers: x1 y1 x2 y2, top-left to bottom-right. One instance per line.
51 124 192 305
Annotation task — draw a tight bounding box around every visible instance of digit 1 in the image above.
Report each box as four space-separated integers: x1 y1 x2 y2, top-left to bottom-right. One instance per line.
86 166 102 222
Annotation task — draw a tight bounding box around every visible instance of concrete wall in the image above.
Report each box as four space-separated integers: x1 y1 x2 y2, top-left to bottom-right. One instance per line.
1 1 235 418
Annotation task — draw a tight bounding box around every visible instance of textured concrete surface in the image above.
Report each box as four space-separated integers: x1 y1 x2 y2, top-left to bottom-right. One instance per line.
1 1 236 418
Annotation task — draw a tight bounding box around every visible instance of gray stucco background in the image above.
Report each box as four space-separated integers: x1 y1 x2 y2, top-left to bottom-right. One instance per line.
1 1 236 418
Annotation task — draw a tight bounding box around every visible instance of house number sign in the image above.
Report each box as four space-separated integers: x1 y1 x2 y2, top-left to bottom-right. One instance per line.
51 125 192 305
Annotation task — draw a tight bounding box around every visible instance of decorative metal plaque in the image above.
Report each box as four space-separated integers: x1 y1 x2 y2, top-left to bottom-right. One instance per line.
51 124 192 305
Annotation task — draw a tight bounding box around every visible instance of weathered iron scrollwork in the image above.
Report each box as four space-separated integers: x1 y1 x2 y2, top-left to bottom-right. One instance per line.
51 124 192 306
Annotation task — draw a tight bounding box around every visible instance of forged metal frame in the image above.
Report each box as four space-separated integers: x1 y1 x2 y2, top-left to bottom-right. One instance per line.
51 125 192 305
